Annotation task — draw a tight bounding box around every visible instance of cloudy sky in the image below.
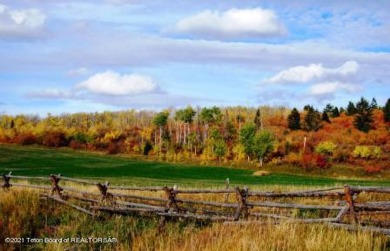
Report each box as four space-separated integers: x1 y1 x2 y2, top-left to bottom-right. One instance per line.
1 0 389 115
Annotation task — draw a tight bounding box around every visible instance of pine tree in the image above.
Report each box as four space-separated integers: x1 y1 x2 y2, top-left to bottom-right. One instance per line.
346 101 357 116
303 105 321 131
354 97 373 133
383 98 390 123
254 108 262 131
321 111 331 123
331 107 340 118
370 98 378 109
287 108 300 130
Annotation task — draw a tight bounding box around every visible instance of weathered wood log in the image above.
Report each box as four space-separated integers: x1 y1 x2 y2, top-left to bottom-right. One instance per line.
110 192 168 203
11 183 52 190
62 186 101 197
8 174 47 181
90 206 157 214
174 189 235 194
175 198 238 208
350 187 390 194
344 185 358 223
157 212 234 221
58 176 98 185
248 190 345 198
250 212 337 223
96 181 113 201
115 200 165 211
247 201 343 210
66 194 101 204
47 195 95 216
328 223 390 236
2 173 12 189
163 186 184 212
110 186 164 191
49 174 63 196
335 205 350 223
234 187 249 220
354 202 390 211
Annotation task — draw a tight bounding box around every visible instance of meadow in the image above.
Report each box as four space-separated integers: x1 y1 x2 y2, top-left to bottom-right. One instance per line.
0 144 389 187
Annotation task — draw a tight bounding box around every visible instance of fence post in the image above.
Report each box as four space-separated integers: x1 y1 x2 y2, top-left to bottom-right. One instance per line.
97 181 113 202
49 174 63 196
162 185 180 212
2 171 12 190
234 187 249 221
224 178 230 203
344 185 358 224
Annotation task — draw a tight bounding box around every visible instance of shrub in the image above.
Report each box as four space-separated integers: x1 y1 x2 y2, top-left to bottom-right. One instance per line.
13 132 37 145
42 131 68 147
352 146 382 159
315 141 336 156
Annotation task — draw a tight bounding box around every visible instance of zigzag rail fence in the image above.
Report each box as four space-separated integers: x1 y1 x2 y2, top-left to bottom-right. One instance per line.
1 171 390 236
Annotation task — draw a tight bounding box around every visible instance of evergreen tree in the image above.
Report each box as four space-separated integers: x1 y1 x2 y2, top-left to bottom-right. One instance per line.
303 105 322 131
383 98 390 123
331 107 340 118
254 108 262 131
370 98 378 109
321 111 331 123
354 97 373 133
323 104 334 114
287 108 301 130
346 101 357 116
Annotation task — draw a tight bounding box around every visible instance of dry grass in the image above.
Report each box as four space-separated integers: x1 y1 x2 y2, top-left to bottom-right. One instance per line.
1 188 389 251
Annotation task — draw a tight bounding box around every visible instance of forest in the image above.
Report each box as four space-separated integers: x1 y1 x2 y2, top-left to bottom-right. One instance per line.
0 97 389 174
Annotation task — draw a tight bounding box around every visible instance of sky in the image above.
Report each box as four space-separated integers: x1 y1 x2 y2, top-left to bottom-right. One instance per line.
0 0 389 116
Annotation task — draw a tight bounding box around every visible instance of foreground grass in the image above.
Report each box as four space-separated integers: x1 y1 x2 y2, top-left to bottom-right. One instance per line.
0 144 389 187
0 189 388 251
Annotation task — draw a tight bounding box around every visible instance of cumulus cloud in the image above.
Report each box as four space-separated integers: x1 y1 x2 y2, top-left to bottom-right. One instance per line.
308 81 358 96
173 8 286 39
75 71 159 96
265 60 359 84
0 4 46 39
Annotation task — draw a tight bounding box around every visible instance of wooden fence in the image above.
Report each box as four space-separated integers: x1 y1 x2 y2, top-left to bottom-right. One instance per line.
1 172 390 236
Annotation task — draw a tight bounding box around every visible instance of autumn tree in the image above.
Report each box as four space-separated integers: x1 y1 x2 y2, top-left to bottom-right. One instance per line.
200 106 221 141
346 101 357 116
354 97 373 133
153 111 169 149
383 98 390 123
239 123 256 161
302 105 321 131
253 130 274 167
287 108 300 130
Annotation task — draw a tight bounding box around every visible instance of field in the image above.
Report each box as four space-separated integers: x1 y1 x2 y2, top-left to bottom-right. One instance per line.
1 144 390 250
0 144 389 188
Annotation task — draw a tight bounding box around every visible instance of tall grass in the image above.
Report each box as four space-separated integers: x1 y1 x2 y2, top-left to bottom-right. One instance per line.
1 189 389 251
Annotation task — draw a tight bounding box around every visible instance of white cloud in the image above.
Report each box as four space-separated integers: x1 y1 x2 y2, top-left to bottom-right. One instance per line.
0 4 46 39
308 81 358 96
174 8 286 39
25 88 73 99
67 67 89 77
75 71 159 96
265 60 359 84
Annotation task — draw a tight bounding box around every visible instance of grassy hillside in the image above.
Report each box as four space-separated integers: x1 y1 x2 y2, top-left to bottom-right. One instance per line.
0 144 389 187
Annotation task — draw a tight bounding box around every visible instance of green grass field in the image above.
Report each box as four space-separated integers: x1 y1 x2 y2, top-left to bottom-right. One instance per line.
0 144 389 187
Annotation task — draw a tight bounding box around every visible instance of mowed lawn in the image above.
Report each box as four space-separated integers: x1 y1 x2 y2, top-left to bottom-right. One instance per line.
0 144 389 187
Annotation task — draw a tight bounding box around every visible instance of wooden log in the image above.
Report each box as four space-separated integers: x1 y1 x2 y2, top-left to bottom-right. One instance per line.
66 194 101 204
11 183 52 190
90 206 157 214
49 174 63 196
234 187 249 220
115 200 165 211
2 173 12 189
111 192 168 203
62 186 101 197
350 186 390 194
176 198 238 208
163 186 182 212
97 181 113 201
328 223 390 236
110 186 164 191
344 185 358 223
174 189 235 194
247 201 343 210
354 202 390 211
250 212 337 223
47 195 95 216
57 176 98 185
8 175 48 181
335 205 350 223
248 190 345 198
157 212 234 221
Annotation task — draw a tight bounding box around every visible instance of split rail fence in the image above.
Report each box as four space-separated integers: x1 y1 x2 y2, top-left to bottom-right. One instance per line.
1 172 390 236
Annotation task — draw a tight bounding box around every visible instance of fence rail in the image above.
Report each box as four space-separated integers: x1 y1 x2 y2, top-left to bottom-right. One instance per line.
1 172 390 236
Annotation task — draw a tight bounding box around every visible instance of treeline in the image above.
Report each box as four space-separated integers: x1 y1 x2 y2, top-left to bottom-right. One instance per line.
0 97 389 172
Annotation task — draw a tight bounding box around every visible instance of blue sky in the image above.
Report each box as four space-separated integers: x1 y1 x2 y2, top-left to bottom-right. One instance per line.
0 0 389 116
